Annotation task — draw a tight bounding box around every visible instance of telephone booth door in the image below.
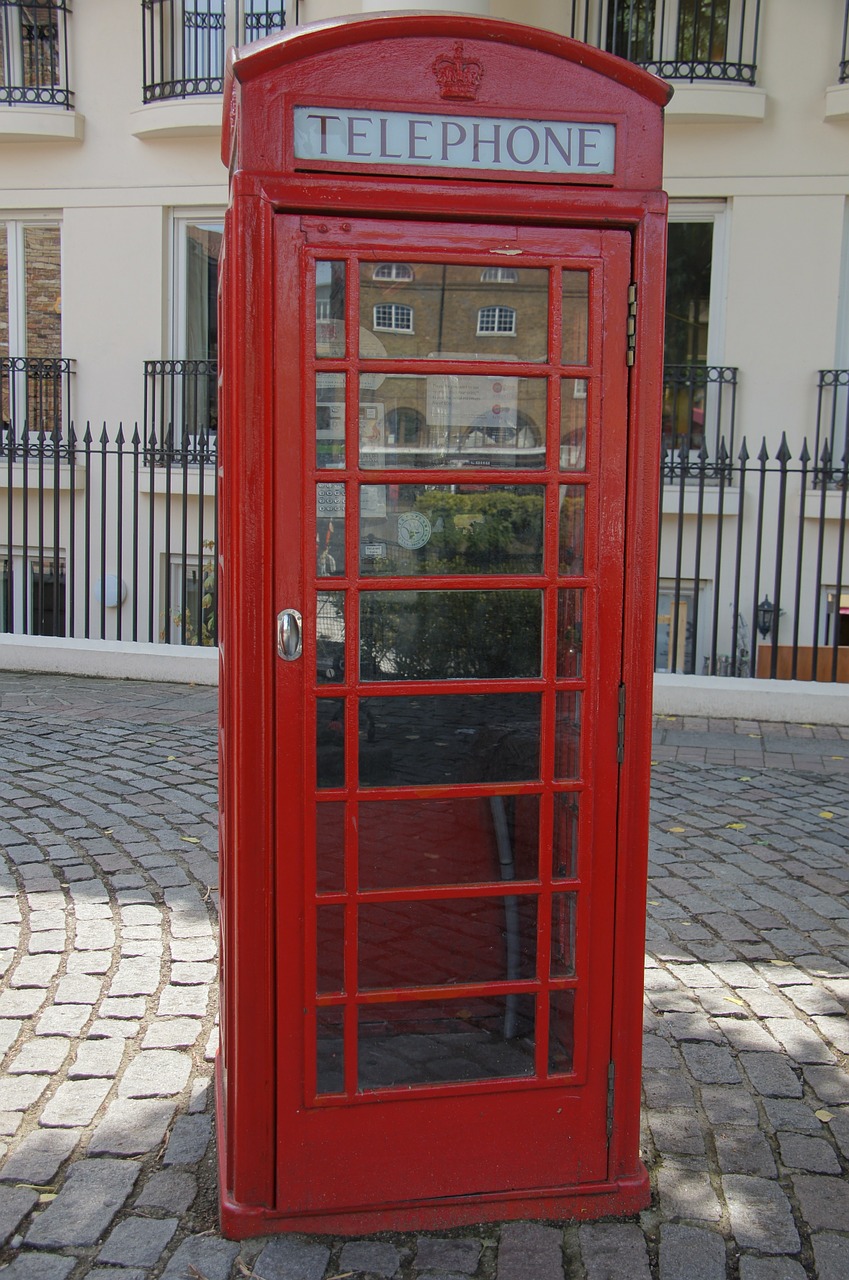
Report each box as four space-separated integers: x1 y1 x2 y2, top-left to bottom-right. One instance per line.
270 214 634 1218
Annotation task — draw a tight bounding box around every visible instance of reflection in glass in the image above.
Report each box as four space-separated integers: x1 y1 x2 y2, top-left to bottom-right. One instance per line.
359 693 541 787
316 802 345 893
359 262 549 362
315 261 345 357
360 590 542 681
316 1007 344 1094
553 794 579 880
562 271 589 366
316 698 345 789
359 375 546 469
554 692 581 781
360 485 544 577
316 593 345 683
559 486 585 575
358 995 536 1090
316 372 345 469
556 590 582 678
550 893 576 977
548 989 575 1075
316 483 345 578
358 795 540 889
560 379 587 470
359 895 537 990
317 905 345 994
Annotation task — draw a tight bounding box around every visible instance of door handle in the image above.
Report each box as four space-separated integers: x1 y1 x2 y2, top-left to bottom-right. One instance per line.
277 609 303 661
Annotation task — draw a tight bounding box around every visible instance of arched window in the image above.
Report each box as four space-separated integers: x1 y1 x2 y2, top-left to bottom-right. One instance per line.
477 305 516 336
480 267 519 284
373 263 414 281
373 303 414 333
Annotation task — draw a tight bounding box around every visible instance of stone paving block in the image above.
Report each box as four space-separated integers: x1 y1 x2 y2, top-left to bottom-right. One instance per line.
162 1113 212 1164
762 1018 833 1064
39 1077 111 1128
28 911 64 932
8 1037 70 1076
69 1037 125 1078
738 1257 807 1280
497 1222 563 1280
719 1019 781 1053
66 950 112 974
339 1239 402 1276
119 1048 192 1098
141 1017 203 1049
0 990 47 1019
662 1013 723 1043
9 956 61 988
171 936 216 961
722 1175 800 1254
0 1112 24 1137
54 973 102 1004
88 1271 147 1280
157 984 210 1017
98 996 146 1020
108 957 161 996
656 1163 722 1222
0 1254 75 1279
0 1128 80 1185
579 1222 652 1280
97 1215 179 1266
811 1233 849 1280
74 920 115 950
87 1018 141 1039
170 960 216 984
762 1098 824 1135
777 1131 841 1173
658 1224 725 1280
648 1110 705 1156
252 1236 331 1280
642 1070 696 1109
700 1085 759 1127
680 1042 741 1085
781 985 843 1016
160 1235 241 1279
135 1169 197 1213
739 1052 802 1098
0 1019 22 1057
791 1173 849 1232
801 1064 849 1105
415 1236 482 1274
714 1127 776 1177
0 1185 39 1244
35 1004 91 1037
812 1015 849 1053
25 1156 139 1247
0 1075 49 1112
88 1098 177 1156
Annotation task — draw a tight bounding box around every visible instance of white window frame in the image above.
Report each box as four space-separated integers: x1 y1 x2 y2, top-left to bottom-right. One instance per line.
373 263 414 281
480 267 519 284
373 303 414 333
477 305 517 337
170 211 225 360
836 200 849 367
1 213 63 358
0 548 67 638
666 199 729 367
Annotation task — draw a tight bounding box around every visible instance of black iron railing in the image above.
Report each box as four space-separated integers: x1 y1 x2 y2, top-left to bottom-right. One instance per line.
661 364 738 477
143 359 217 463
815 371 849 486
568 0 761 84
0 0 72 107
0 357 74 458
142 0 292 103
841 0 849 82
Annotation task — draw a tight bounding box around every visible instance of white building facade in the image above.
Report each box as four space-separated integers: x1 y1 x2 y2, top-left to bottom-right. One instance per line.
1 0 848 677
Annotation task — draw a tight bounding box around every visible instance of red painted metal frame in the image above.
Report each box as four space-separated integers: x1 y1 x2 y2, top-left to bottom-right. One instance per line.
218 12 668 1238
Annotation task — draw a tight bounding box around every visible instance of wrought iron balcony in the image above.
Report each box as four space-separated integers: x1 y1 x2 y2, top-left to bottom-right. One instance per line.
0 357 74 458
0 0 73 107
143 359 217 463
814 370 849 486
841 0 849 82
567 1 761 85
142 1 292 103
661 363 738 479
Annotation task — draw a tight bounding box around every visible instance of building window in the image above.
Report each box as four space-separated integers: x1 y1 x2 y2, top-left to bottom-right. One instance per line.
480 267 518 284
373 263 414 281
167 551 216 645
656 581 700 674
477 305 516 337
0 0 73 108
373 303 413 334
141 1 289 103
0 552 66 636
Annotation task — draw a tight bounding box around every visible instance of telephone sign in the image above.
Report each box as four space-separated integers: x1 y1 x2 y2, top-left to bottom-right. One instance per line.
218 12 670 1238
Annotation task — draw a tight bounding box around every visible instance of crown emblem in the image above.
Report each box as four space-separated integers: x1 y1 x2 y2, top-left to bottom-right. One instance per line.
432 42 484 101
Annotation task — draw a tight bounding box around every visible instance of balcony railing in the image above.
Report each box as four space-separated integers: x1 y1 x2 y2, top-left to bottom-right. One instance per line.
142 1 291 103
841 0 849 83
814 370 849 486
143 359 217 463
567 0 761 84
661 363 738 479
0 357 74 458
0 0 73 107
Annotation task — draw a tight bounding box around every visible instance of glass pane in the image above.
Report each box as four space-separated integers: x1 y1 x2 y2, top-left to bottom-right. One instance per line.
550 893 576 977
560 379 587 470
359 693 541 787
553 794 579 880
562 271 589 366
360 263 549 361
316 592 345 684
664 223 712 364
360 590 542 681
554 692 581 781
316 1007 344 1095
558 486 585 575
359 996 535 1089
359 896 537 990
359 374 546 469
315 260 346 357
316 802 345 893
548 989 575 1075
317 905 344 994
317 698 345 789
316 372 345 469
24 225 62 360
360 485 544 576
316 483 345 578
556 590 582 678
358 795 539 889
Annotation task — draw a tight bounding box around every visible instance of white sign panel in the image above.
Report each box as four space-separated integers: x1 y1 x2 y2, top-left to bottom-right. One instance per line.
294 107 615 177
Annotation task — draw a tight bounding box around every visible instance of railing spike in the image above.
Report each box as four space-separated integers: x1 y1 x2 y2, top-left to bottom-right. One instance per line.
776 432 792 464
100 422 109 446
799 438 811 465
757 437 770 464
131 424 142 448
737 437 750 464
718 438 729 464
116 423 125 447
83 422 93 446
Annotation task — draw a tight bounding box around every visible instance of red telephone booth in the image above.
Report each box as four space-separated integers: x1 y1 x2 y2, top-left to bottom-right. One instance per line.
217 13 670 1237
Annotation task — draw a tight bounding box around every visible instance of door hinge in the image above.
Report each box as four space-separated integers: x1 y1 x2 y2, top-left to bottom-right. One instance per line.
626 282 637 367
606 1061 615 1139
617 683 626 764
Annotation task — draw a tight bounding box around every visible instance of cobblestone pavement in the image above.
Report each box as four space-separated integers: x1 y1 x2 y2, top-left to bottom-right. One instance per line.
0 673 847 1280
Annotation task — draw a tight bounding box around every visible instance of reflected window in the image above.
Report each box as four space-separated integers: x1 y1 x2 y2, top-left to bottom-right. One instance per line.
373 263 414 281
374 303 413 333
481 267 518 284
477 306 516 337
